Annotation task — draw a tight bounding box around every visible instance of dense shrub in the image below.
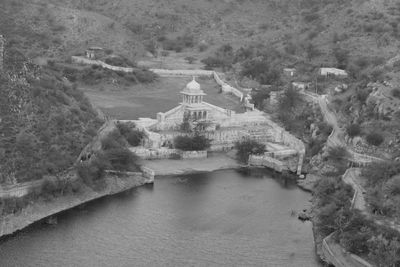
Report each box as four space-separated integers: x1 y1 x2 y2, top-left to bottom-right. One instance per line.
104 147 137 171
101 129 126 150
116 122 145 147
77 155 108 188
317 122 333 136
241 57 281 85
313 175 353 236
234 139 266 163
307 138 324 157
174 134 211 151
251 88 271 109
104 56 136 67
201 44 234 70
327 146 349 162
346 124 361 137
366 132 384 146
392 88 400 98
162 33 194 52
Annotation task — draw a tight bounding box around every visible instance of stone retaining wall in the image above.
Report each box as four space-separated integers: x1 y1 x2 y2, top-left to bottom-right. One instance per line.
248 154 286 173
181 150 207 159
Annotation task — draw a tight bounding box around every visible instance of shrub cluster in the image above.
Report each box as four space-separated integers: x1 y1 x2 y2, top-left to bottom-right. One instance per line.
174 134 211 151
366 132 384 146
116 122 145 147
234 139 266 163
346 124 361 137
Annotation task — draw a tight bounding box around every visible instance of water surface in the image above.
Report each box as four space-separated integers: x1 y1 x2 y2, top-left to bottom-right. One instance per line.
0 169 320 267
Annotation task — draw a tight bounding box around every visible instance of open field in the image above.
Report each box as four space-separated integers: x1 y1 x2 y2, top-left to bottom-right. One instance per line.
81 76 245 120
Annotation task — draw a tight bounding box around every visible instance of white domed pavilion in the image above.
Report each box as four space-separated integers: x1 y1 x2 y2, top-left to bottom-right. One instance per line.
155 77 236 130
180 77 209 121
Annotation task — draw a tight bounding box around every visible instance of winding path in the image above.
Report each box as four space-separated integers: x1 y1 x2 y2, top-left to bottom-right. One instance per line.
303 92 383 165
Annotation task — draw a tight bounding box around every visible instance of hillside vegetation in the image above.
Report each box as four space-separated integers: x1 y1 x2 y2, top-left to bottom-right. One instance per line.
0 51 103 184
2 0 400 65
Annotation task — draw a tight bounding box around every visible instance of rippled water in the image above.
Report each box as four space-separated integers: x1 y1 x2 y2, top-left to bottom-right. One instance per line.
0 169 321 267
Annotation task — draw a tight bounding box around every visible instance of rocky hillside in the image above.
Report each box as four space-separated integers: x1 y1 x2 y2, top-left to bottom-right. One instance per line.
0 49 103 184
2 0 400 65
0 0 145 59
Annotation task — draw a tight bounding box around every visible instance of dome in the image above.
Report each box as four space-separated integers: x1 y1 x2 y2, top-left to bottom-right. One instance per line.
180 77 206 97
184 77 201 92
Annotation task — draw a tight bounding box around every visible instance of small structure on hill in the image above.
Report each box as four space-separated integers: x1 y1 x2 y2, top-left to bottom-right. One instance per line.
85 47 105 60
319 67 348 78
283 68 296 77
334 84 348 94
292 82 310 92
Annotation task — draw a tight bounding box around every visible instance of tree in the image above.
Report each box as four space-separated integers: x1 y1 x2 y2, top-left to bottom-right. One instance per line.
278 85 303 112
305 42 320 61
174 134 211 151
251 88 271 109
184 56 196 64
235 139 266 163
368 235 400 267
333 46 349 69
327 146 349 162
346 124 361 137
366 132 384 146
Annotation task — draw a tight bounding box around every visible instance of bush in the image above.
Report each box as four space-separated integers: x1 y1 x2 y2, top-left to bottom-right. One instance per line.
366 132 384 146
116 122 145 146
392 88 400 98
105 57 136 67
104 147 137 171
346 124 361 137
101 129 126 150
235 139 266 163
327 146 349 162
317 122 333 136
174 134 211 151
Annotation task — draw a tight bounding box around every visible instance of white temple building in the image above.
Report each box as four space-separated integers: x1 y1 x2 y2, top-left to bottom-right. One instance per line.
155 78 236 130
126 78 305 175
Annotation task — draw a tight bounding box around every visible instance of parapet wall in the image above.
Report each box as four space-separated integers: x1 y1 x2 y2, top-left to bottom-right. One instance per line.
71 56 134 73
150 68 214 77
149 68 244 102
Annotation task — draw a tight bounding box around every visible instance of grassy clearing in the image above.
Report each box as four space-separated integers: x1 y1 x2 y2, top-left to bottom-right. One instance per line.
80 76 244 120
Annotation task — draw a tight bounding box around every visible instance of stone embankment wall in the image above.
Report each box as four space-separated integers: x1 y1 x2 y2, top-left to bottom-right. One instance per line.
140 167 155 182
130 147 179 160
248 155 286 173
181 150 207 159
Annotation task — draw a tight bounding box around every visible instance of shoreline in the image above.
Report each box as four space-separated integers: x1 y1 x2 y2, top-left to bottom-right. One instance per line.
141 153 246 176
0 156 316 243
0 173 150 239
